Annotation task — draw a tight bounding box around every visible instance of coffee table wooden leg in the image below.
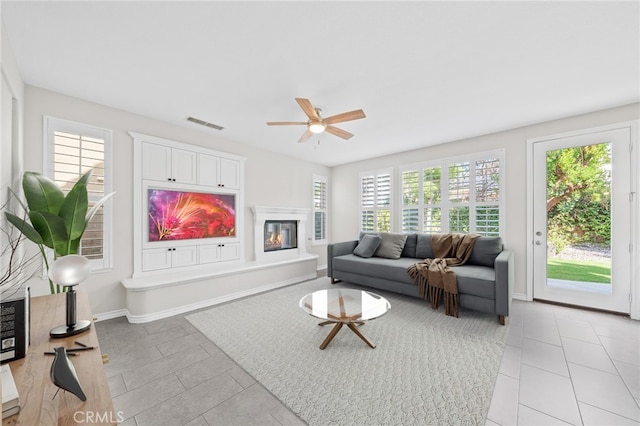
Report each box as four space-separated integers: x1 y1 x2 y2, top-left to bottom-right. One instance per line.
347 323 376 348
320 322 343 350
318 321 334 326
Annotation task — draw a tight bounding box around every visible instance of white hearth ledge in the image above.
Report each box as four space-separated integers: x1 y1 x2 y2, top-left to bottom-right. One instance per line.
122 254 317 291
121 253 318 323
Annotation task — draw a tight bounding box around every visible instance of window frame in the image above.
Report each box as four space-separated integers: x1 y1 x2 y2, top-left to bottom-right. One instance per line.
312 174 328 245
398 149 505 237
42 116 113 272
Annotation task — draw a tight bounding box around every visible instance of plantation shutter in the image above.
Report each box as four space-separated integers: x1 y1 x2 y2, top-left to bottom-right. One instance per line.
360 170 392 232
401 170 419 233
313 176 327 243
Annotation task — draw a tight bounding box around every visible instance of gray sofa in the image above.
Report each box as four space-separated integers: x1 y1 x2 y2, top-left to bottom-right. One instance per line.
327 233 514 325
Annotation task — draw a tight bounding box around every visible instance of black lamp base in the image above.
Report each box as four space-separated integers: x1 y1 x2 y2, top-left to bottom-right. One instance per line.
50 320 92 338
49 286 92 338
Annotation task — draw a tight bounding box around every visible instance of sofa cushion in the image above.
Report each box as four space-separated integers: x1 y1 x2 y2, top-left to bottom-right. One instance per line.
358 232 416 258
401 234 418 258
353 234 382 258
451 265 496 299
359 231 376 241
333 255 496 299
374 232 408 259
333 254 416 284
415 234 435 259
468 236 503 267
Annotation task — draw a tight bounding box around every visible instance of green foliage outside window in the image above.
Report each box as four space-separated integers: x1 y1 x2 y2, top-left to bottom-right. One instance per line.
449 206 470 233
546 143 611 253
377 210 391 232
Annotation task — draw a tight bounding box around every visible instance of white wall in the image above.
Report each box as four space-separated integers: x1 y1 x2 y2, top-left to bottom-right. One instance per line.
1 17 25 204
1 18 25 293
21 85 330 315
330 103 640 301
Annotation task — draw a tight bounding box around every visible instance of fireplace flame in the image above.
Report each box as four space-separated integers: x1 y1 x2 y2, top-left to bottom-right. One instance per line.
266 232 282 249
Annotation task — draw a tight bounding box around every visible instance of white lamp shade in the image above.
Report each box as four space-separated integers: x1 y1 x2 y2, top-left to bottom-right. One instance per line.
48 255 91 286
308 122 327 134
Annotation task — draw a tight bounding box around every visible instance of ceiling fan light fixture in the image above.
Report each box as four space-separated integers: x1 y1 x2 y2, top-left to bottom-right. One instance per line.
308 122 327 134
266 98 365 142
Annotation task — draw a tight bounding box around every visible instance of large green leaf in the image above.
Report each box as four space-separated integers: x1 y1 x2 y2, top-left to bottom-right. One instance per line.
84 191 116 229
65 238 81 257
59 181 89 241
29 210 68 255
22 172 64 214
4 212 44 244
75 169 94 187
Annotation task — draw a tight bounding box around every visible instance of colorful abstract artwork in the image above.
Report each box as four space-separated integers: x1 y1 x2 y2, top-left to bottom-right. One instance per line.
148 189 235 241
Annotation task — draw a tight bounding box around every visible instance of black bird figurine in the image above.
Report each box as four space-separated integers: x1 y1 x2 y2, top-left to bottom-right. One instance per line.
50 346 87 401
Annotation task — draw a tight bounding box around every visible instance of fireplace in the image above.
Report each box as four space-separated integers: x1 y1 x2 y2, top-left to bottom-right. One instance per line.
251 206 309 261
264 220 298 252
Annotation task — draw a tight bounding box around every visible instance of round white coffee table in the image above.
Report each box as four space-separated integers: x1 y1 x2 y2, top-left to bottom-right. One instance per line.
299 288 391 350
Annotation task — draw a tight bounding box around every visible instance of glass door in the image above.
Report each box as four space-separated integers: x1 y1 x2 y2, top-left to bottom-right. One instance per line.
532 127 632 313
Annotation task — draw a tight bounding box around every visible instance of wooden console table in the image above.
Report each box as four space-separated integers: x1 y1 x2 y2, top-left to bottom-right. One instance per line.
4 290 116 425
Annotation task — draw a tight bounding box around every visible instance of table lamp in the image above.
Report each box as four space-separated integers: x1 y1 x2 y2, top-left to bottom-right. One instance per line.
48 255 92 338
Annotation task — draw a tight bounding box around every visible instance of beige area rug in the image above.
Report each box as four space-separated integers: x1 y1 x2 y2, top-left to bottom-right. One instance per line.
186 278 509 425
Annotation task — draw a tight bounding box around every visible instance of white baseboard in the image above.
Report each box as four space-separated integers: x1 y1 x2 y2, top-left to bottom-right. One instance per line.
513 292 529 301
124 273 317 324
93 309 127 322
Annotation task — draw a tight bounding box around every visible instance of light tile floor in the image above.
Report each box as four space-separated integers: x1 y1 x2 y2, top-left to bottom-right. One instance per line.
487 300 640 426
95 296 640 425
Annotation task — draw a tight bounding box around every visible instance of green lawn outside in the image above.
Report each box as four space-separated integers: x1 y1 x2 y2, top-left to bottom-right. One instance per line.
547 258 611 284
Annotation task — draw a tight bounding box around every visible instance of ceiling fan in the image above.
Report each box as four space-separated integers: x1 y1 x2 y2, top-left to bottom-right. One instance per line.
267 98 366 143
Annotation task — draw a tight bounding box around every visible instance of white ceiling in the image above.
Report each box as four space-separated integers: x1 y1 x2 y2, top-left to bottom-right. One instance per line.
2 1 638 167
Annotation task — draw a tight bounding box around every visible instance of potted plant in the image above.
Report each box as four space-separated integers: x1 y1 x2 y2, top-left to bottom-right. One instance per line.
4 169 114 294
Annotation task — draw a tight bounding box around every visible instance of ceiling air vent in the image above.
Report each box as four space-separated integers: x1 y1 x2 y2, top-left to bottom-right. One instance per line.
187 116 224 131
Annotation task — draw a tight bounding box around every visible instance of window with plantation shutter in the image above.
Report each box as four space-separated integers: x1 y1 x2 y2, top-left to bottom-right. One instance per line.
401 170 419 233
359 169 392 232
474 158 501 236
44 116 113 271
312 175 328 244
399 150 504 237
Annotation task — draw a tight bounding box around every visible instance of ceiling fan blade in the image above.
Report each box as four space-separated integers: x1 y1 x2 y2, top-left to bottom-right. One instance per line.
266 121 307 126
324 109 366 124
295 98 319 120
298 129 314 143
325 125 354 140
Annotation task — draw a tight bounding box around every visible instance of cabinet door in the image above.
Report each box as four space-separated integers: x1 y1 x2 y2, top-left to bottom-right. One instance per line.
198 244 220 264
197 154 220 187
219 158 240 189
172 246 198 268
219 243 240 261
142 247 173 272
171 149 197 184
142 143 172 182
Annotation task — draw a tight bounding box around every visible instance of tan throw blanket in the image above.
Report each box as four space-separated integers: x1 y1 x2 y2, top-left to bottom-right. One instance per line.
407 233 479 318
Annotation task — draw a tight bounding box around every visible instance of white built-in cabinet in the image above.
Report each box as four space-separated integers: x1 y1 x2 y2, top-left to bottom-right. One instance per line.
130 131 245 276
142 246 198 271
142 144 197 184
197 154 240 189
198 243 241 264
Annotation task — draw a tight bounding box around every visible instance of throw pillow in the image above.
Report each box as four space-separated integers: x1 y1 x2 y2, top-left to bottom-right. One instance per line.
374 232 408 259
467 236 503 267
353 234 382 258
